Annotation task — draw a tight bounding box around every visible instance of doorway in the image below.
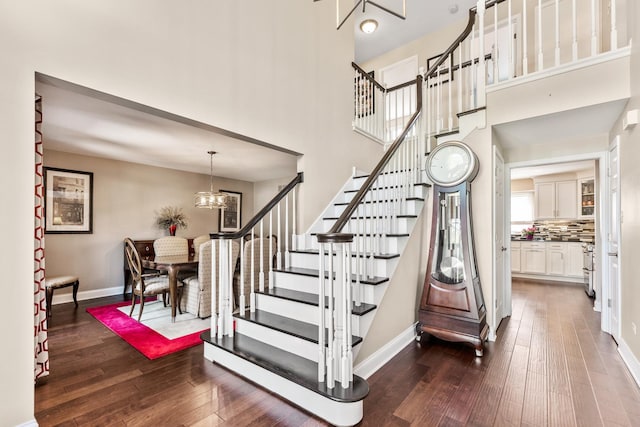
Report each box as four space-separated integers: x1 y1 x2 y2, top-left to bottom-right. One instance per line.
501 152 609 334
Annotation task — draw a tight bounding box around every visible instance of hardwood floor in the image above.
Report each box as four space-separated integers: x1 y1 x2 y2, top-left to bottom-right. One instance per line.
35 279 640 426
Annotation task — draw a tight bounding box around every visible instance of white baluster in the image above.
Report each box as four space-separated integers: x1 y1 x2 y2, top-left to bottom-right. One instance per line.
214 241 223 338
326 243 335 389
537 0 543 70
250 227 255 306
269 211 274 289
610 0 618 50
508 0 515 79
355 204 362 307
259 219 265 292
318 241 326 383
477 0 486 106
470 25 476 108
523 0 529 75
448 58 453 130
277 201 282 269
590 0 597 56
210 239 218 334
224 239 233 337
292 185 297 251
285 193 290 267
457 45 463 117
341 243 353 388
239 237 246 315
493 5 499 83
554 0 560 66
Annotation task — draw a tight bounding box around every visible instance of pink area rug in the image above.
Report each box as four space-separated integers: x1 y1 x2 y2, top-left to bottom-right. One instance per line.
87 300 209 360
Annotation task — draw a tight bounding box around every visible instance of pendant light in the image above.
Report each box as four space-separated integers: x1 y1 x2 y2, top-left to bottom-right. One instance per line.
194 151 227 209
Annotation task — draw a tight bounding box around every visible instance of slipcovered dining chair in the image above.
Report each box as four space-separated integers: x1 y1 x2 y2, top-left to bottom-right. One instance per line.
125 238 173 321
192 234 210 258
234 237 277 308
182 239 240 318
153 236 189 257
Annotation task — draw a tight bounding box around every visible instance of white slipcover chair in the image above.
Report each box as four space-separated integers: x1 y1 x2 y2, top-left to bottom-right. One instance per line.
182 239 240 318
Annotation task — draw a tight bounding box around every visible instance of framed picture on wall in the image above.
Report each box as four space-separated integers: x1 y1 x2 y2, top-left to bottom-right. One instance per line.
44 167 93 234
218 190 242 232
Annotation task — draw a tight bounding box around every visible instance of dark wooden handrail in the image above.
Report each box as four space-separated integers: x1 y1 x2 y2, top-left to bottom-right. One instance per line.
210 172 303 240
325 75 423 234
352 62 387 92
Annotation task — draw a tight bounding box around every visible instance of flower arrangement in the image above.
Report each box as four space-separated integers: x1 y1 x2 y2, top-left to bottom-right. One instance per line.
522 226 536 240
155 206 188 235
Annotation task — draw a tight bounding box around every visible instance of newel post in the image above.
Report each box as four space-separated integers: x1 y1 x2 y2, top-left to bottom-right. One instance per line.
317 232 354 389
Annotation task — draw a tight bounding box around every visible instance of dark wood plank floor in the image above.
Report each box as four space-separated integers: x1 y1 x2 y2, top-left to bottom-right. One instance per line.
35 279 640 426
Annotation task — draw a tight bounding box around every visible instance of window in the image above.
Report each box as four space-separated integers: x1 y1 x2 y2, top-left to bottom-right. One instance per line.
511 191 534 234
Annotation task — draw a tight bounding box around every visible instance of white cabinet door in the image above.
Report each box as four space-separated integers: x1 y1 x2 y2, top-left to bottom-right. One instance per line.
566 243 584 277
535 182 555 219
556 180 577 218
546 242 566 276
522 243 546 274
511 246 521 272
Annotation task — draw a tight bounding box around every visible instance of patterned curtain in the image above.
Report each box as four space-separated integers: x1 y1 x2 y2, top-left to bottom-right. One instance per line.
34 94 49 380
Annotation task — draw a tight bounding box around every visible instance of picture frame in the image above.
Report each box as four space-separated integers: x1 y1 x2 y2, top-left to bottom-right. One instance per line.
218 190 242 232
355 70 375 117
44 167 93 234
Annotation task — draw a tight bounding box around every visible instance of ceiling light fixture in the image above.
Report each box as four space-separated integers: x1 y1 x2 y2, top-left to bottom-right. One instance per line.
194 151 227 209
360 19 378 34
314 0 406 30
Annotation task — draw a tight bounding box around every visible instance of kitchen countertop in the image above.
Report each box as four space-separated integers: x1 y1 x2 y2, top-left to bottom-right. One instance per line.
511 236 593 243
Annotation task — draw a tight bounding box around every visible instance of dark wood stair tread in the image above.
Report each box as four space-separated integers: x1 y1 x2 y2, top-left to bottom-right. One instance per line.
334 196 423 206
322 214 417 220
235 309 363 346
201 331 369 403
274 266 388 286
258 287 377 316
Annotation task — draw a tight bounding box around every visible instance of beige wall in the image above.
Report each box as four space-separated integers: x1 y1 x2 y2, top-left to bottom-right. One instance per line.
511 178 534 191
613 0 640 367
43 150 253 298
0 1 383 425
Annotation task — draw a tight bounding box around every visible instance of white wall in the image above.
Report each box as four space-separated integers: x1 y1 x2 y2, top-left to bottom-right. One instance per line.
0 1 383 425
43 149 253 298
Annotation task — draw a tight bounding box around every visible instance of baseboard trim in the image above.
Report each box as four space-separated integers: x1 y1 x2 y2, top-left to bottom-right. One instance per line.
353 322 417 379
15 419 38 427
617 338 640 389
52 286 122 305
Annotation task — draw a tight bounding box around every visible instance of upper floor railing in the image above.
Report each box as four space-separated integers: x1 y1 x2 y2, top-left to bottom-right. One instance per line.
354 0 629 143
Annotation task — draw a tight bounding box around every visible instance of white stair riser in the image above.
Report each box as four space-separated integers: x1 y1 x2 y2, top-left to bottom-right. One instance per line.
331 199 422 217
235 317 319 363
256 293 364 335
274 272 378 305
321 217 415 234
204 343 364 427
341 185 427 204
290 252 394 277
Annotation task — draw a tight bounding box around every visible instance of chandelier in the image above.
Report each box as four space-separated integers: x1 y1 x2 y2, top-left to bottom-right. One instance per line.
194 151 227 209
315 0 406 30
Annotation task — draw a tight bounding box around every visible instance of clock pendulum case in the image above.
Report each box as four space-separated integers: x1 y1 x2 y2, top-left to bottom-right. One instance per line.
417 141 489 356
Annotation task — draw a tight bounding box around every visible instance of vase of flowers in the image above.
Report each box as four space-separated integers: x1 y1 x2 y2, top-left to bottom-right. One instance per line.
155 206 188 236
522 226 536 240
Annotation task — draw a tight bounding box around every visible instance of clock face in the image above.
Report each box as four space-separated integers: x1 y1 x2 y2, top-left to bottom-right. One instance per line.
426 142 478 186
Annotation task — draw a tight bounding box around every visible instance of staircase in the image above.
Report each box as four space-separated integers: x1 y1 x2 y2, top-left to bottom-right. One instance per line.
203 170 429 426
200 0 630 424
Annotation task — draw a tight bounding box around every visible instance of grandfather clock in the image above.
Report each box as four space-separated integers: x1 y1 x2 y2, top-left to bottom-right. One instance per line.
418 141 488 356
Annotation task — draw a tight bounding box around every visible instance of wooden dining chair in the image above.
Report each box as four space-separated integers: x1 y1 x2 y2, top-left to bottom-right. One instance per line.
124 238 173 321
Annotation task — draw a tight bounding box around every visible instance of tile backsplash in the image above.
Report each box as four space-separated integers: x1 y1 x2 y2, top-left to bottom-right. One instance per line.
532 219 595 242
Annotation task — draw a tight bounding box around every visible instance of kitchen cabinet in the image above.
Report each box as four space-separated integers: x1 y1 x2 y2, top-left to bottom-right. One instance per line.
535 180 577 219
521 242 546 274
511 241 521 272
579 177 595 218
546 242 566 276
566 242 584 277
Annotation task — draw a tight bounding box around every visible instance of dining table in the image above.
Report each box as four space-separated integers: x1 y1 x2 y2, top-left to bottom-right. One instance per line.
141 254 198 322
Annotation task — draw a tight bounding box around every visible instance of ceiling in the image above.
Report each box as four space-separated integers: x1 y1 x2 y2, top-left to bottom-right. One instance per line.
354 0 477 63
37 76 300 183
510 160 596 180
